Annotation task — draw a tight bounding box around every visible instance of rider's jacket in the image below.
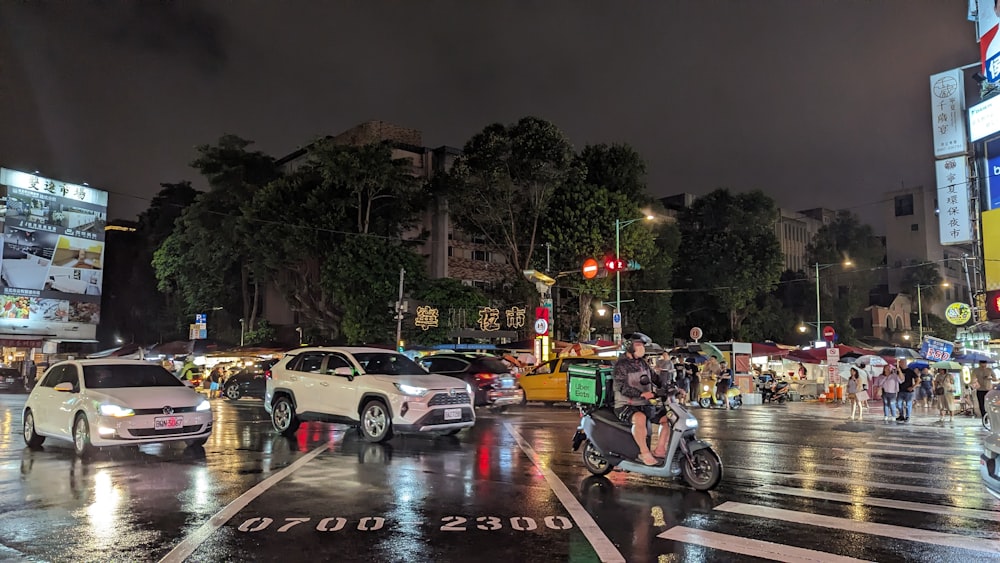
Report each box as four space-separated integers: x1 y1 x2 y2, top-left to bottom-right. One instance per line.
613 356 655 408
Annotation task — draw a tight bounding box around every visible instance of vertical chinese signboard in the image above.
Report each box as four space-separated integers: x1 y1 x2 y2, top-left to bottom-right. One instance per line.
930 69 968 158
935 157 973 245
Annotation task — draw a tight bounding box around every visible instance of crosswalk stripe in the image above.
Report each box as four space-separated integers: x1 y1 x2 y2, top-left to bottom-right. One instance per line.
715 502 1000 554
856 443 982 453
850 448 978 459
657 526 871 563
829 456 978 469
759 485 1000 521
802 463 983 482
728 468 997 499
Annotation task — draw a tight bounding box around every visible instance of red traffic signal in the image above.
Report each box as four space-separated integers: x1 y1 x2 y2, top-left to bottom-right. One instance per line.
604 257 625 271
987 290 1000 320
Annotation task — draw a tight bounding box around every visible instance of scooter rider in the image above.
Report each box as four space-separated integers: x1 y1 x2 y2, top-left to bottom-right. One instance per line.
613 334 670 466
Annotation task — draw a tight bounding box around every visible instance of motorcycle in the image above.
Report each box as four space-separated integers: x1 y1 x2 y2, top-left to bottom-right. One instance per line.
697 375 743 409
572 386 723 491
758 374 790 404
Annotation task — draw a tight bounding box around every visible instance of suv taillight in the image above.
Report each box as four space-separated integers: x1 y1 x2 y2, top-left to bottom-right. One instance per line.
265 369 272 379
474 372 496 382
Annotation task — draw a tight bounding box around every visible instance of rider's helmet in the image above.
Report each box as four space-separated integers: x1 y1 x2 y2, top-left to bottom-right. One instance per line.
623 332 652 355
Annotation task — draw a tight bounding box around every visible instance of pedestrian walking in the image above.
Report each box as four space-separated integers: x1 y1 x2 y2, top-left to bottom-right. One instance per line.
655 352 676 383
933 368 955 422
972 360 999 418
847 367 862 420
686 358 700 405
209 367 223 399
897 359 918 423
717 361 733 409
674 364 691 404
918 367 934 408
880 364 900 422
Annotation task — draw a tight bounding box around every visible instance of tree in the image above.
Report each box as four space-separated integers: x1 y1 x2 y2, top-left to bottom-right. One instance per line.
153 136 281 341
806 211 884 343
901 262 945 303
242 140 426 342
446 117 584 301
673 189 783 340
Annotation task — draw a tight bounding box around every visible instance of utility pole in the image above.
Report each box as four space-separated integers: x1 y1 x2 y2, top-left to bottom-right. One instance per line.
395 268 406 349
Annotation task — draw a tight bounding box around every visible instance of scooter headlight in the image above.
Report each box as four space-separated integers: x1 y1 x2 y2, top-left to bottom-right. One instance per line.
686 415 699 428
703 385 710 392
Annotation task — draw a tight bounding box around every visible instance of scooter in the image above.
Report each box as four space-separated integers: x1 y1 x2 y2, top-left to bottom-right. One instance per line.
758 374 790 404
697 375 743 409
572 386 723 491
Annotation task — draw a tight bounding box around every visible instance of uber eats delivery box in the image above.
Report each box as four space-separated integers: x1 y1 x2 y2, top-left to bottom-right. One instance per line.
568 364 614 406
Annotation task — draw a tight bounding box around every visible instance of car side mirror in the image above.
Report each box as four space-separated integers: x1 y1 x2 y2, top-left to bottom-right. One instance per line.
334 367 355 381
54 382 74 393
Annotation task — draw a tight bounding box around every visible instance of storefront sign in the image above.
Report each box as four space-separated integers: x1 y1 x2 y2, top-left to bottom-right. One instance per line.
935 157 973 245
476 307 501 332
920 336 954 361
930 69 968 156
945 302 972 325
505 307 526 329
414 306 439 331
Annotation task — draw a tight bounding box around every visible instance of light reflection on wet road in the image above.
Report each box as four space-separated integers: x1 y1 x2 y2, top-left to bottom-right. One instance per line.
0 393 996 562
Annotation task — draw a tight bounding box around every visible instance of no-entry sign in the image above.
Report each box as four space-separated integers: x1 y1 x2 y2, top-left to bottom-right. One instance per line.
581 258 599 279
823 326 835 341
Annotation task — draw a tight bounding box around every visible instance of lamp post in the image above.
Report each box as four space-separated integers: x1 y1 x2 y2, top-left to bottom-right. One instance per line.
916 282 949 342
613 215 653 343
239 318 245 347
812 260 852 342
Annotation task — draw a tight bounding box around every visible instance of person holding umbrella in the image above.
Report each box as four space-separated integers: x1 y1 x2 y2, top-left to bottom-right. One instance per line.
973 360 999 417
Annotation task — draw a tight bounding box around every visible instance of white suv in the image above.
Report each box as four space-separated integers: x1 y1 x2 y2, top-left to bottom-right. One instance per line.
264 347 475 442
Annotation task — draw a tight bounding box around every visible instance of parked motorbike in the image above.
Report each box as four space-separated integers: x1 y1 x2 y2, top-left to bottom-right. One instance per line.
697 375 742 409
758 374 790 404
572 386 722 491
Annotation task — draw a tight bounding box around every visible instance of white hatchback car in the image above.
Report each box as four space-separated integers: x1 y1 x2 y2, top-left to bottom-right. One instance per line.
23 359 213 456
264 347 475 442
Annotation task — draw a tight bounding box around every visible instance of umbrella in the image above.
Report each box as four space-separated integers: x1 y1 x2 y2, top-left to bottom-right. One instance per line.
877 347 922 359
907 360 930 370
698 342 725 361
931 360 963 370
854 355 887 367
953 352 994 364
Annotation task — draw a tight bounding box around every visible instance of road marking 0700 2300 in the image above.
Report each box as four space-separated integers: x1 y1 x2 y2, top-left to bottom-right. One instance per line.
158 444 328 563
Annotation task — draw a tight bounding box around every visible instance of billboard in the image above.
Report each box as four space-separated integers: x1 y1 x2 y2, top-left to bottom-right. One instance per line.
0 168 108 341
986 138 1000 210
935 157 973 245
978 0 1000 82
984 208 1000 291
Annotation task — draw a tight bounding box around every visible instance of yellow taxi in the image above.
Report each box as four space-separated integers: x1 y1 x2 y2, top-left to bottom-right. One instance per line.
520 356 611 403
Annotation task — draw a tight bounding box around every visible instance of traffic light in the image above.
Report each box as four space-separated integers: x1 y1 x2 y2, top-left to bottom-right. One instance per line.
626 260 642 271
986 290 1000 320
604 257 625 271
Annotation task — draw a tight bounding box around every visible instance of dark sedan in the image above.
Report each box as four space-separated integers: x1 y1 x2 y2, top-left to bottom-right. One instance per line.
0 368 27 393
223 359 278 400
419 353 523 409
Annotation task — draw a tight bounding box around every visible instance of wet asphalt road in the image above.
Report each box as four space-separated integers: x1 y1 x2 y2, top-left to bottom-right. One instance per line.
0 393 997 563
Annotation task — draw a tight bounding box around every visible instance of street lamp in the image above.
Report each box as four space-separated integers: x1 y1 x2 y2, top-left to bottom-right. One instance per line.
812 260 852 342
916 282 949 342
613 214 654 343
239 318 245 347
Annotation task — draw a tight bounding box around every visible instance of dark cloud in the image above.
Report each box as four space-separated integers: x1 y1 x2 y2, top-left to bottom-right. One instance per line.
0 1 983 225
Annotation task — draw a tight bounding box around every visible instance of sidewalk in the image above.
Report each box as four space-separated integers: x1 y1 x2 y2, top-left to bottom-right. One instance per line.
762 398 985 430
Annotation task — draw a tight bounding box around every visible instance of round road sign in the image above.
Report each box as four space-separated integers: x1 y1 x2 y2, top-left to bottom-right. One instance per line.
581 258 599 279
534 318 549 335
689 327 703 341
823 326 835 340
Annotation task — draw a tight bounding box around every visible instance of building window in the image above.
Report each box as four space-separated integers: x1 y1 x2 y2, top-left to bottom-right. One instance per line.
894 194 913 217
911 223 919 231
472 250 490 262
472 280 491 290
447 246 453 257
472 235 486 245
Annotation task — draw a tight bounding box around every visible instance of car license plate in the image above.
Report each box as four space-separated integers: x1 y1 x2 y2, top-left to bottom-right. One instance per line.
154 416 183 429
443 408 461 421
501 379 514 388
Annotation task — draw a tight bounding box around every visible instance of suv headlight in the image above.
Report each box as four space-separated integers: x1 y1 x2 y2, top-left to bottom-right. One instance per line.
395 384 429 397
99 404 134 417
195 400 211 411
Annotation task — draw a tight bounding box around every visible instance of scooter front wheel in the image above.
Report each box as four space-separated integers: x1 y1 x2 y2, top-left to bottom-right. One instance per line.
683 448 722 491
698 397 711 408
582 441 613 476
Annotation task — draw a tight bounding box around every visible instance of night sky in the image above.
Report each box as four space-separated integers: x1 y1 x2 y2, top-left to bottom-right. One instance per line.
0 1 980 227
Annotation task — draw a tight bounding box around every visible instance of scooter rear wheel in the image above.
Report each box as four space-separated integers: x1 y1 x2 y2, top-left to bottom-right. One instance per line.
582 441 613 476
683 448 722 491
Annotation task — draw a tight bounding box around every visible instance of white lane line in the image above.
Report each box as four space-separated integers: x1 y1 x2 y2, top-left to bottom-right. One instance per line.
830 456 978 469
759 485 1000 521
158 443 328 563
727 467 997 499
795 464 983 482
853 443 982 454
657 526 871 563
715 501 1000 554
503 422 624 563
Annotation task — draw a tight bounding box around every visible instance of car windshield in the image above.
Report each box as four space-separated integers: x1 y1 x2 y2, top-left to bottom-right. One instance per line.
354 353 427 376
84 364 187 388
